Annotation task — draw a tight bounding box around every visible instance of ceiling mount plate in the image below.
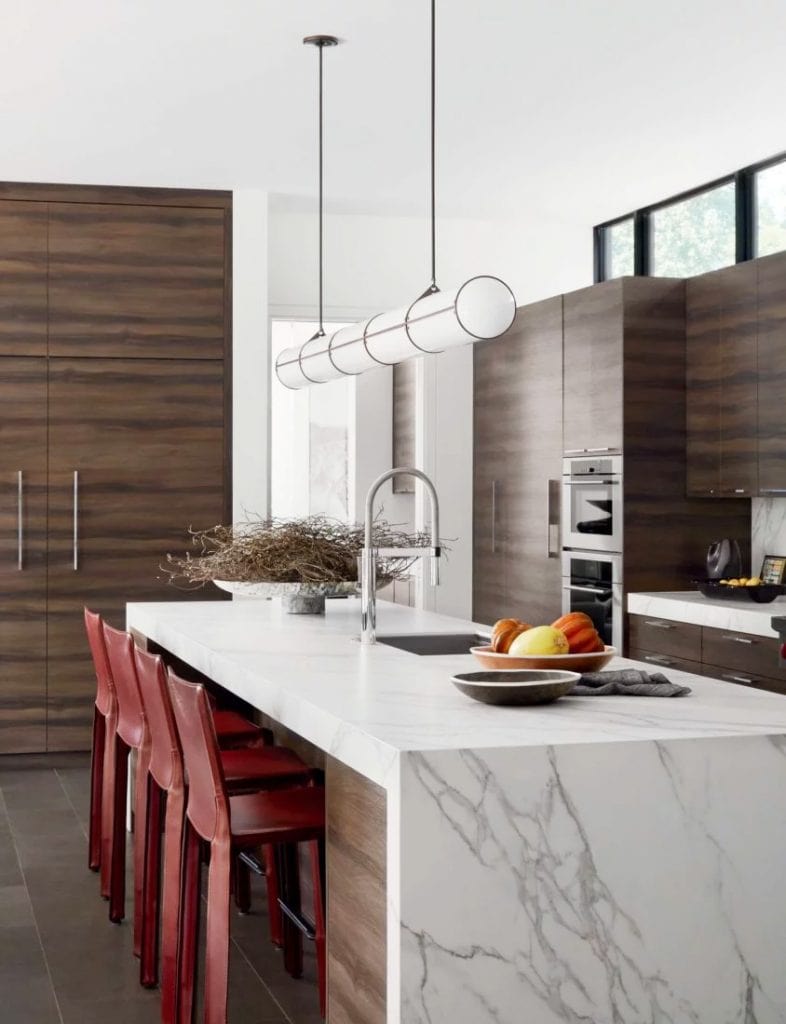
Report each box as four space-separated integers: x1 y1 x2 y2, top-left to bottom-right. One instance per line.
303 34 339 47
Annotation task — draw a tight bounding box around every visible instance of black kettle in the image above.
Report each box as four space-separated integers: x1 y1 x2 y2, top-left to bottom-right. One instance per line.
706 539 742 580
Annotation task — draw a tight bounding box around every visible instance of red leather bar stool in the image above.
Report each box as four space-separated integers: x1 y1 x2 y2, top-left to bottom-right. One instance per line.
169 671 327 1024
84 608 118 893
84 608 267 894
132 646 311 1010
99 622 272 943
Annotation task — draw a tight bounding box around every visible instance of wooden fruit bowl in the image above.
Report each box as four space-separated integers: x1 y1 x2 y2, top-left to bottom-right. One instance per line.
470 645 617 673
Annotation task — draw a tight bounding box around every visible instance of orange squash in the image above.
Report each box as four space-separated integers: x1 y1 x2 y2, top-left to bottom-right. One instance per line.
551 612 605 654
490 618 533 654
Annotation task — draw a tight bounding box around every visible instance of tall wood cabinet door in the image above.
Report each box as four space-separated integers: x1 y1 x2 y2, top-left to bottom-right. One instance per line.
686 272 722 495
0 201 48 356
563 281 623 454
46 358 228 750
47 203 227 360
757 251 786 495
473 298 564 626
0 359 47 752
473 337 511 624
718 262 758 496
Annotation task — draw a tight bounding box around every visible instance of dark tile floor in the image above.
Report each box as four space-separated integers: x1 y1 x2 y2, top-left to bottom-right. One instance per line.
0 754 321 1024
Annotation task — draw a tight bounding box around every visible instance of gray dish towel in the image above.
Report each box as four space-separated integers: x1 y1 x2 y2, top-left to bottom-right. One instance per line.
571 669 691 697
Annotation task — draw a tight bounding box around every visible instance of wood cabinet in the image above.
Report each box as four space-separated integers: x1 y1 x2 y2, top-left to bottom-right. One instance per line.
0 202 48 357
757 251 786 495
628 613 785 693
563 281 623 454
0 185 231 753
45 358 227 749
686 262 758 497
473 297 563 626
0 360 48 751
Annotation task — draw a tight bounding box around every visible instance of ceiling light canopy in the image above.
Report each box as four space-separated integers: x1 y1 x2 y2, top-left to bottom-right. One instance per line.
275 2 516 391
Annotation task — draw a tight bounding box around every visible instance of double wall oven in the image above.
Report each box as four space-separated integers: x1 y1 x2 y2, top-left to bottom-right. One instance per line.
561 452 623 650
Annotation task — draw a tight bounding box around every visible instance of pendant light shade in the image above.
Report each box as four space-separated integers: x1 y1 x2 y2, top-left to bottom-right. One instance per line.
276 2 516 391
276 275 515 388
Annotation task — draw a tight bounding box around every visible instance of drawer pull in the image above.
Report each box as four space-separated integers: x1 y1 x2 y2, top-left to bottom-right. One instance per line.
721 635 756 645
723 674 754 685
644 620 674 629
643 654 674 666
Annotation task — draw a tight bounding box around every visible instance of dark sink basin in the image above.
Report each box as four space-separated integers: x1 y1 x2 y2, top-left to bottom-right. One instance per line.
376 633 488 656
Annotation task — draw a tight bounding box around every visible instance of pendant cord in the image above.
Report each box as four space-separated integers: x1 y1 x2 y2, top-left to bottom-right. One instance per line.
428 0 438 293
318 42 325 337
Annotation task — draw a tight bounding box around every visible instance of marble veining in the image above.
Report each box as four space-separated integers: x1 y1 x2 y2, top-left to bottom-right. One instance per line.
399 738 786 1023
752 496 786 574
627 590 786 638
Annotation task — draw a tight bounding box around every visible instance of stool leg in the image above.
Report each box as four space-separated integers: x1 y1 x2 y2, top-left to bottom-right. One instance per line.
140 777 163 988
109 738 129 924
178 820 202 1024
203 840 232 1024
100 720 118 899
264 845 283 947
88 707 105 872
132 750 150 958
277 842 303 979
310 838 327 1018
160 787 184 1024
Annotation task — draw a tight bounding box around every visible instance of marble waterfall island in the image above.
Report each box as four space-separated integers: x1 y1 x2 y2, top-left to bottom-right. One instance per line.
127 599 786 1024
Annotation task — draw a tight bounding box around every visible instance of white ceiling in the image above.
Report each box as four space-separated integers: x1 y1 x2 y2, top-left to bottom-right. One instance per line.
3 0 786 224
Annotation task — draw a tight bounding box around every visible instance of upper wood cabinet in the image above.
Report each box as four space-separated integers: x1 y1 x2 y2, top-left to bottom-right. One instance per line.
0 202 48 357
47 202 228 359
686 262 758 497
757 251 786 495
563 281 624 454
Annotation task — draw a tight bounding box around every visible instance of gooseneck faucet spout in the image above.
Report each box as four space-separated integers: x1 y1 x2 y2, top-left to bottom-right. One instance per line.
361 467 441 644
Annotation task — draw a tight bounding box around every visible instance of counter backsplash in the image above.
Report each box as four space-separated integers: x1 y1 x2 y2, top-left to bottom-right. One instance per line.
752 497 786 574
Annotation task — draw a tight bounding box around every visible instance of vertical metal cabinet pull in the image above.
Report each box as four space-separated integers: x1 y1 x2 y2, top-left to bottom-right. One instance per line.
17 471 23 570
73 471 79 571
546 479 560 558
491 480 498 554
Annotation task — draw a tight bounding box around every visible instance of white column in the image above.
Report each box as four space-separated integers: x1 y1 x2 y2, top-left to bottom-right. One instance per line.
232 189 269 521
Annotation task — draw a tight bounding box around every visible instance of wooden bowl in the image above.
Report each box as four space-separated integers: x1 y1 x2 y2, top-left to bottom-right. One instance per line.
470 645 617 673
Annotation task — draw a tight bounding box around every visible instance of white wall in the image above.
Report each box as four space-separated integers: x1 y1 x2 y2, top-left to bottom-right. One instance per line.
268 204 589 615
232 189 269 522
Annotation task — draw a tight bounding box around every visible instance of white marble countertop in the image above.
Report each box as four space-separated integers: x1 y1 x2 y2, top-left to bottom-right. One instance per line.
628 589 786 637
127 598 786 788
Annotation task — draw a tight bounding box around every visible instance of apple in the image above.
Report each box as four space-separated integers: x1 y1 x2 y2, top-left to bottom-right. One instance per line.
508 625 569 657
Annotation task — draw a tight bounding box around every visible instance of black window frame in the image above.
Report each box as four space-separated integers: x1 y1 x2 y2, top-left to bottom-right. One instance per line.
593 149 786 282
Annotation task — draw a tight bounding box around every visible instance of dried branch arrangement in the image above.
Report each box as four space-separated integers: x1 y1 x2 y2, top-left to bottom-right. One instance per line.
162 516 433 589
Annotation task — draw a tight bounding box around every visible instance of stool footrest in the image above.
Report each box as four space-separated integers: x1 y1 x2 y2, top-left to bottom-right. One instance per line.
238 851 266 876
277 898 316 941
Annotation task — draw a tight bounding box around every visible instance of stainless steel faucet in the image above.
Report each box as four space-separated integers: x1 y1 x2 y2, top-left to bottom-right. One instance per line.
360 467 441 644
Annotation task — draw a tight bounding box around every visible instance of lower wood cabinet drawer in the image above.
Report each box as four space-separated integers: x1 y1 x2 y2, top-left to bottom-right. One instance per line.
701 663 786 696
628 614 702 661
701 625 782 678
628 647 703 675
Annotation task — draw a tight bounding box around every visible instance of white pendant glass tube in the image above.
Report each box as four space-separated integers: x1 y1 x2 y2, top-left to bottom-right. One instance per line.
275 274 516 389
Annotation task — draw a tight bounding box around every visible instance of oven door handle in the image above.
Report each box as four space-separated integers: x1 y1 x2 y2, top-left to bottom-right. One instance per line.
563 479 619 486
563 584 613 598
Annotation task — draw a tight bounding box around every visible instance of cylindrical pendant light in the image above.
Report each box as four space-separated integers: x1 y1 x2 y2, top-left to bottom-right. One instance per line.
277 3 515 391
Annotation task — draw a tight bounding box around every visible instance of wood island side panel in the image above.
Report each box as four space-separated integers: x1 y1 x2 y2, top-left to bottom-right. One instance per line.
326 756 387 1024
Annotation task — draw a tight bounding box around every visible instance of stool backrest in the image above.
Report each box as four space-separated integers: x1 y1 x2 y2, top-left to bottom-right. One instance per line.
134 647 183 793
167 671 229 843
103 623 147 750
84 608 115 718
